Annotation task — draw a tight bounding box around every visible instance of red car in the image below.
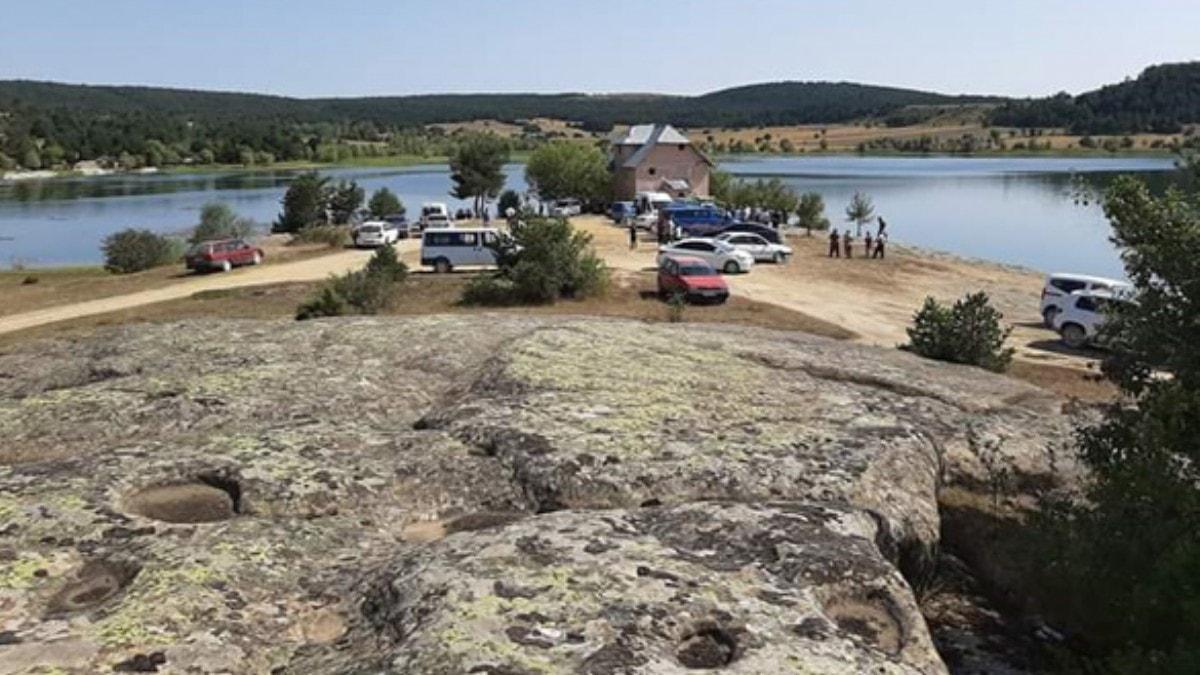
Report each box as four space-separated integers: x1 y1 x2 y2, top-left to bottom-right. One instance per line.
657 255 729 305
185 239 264 273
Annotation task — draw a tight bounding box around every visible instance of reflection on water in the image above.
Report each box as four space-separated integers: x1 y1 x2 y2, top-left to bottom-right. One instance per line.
0 156 1178 274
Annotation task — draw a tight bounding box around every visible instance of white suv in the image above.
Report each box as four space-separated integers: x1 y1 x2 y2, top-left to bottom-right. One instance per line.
1040 273 1130 327
1052 290 1127 348
657 238 754 274
353 221 399 247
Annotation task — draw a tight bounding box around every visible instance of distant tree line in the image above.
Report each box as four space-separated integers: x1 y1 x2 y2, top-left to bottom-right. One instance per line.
988 62 1200 134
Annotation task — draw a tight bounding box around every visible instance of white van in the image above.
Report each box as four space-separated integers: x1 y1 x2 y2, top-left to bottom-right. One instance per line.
1040 273 1132 327
421 228 501 273
420 202 450 229
635 191 673 215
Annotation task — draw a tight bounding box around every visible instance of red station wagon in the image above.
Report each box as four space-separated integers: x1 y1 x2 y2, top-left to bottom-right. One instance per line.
657 255 729 305
185 239 265 273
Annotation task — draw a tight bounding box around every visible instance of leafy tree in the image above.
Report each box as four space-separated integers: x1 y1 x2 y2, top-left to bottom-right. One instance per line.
449 134 509 214
709 169 734 205
275 172 329 233
903 292 1014 372
461 217 609 305
101 228 182 274
190 203 256 243
328 180 364 224
497 189 522 217
367 187 404 218
524 143 610 202
845 192 875 235
21 147 41 170
795 192 830 235
1027 158 1200 670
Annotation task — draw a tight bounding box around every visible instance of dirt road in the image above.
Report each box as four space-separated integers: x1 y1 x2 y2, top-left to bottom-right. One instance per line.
0 218 1091 371
0 240 420 336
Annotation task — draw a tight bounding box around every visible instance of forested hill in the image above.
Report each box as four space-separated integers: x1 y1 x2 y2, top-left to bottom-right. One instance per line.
0 79 993 128
987 62 1200 134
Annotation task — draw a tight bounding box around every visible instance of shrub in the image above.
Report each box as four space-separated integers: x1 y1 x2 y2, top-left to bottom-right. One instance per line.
903 292 1014 372
290 224 351 248
367 188 404 219
296 245 406 320
666 292 686 323
101 228 183 274
460 275 516 306
21 275 38 285
190 203 256 244
497 189 521 217
460 217 609 306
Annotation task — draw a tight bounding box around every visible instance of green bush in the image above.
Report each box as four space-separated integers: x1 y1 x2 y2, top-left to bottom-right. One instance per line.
190 203 256 243
903 292 1014 372
290 224 351 248
497 189 521 217
367 187 404 219
296 246 407 320
101 228 183 274
460 275 516 306
459 217 609 306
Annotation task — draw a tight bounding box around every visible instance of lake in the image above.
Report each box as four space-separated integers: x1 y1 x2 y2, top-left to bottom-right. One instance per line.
0 156 1179 277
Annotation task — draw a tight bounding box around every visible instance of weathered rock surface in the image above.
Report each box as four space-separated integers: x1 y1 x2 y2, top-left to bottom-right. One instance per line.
0 316 1077 673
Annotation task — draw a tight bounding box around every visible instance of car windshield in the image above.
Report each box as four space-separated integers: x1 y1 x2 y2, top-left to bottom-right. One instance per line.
680 264 716 276
186 243 211 255
360 225 381 233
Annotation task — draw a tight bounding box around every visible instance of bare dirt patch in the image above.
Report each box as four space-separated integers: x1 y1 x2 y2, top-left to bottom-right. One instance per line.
123 477 240 524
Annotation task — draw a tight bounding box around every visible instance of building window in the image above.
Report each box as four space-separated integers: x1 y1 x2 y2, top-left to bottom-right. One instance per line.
678 144 686 151
648 167 656 175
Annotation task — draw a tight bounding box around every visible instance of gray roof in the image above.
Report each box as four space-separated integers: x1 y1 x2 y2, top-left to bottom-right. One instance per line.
614 124 713 170
611 124 692 146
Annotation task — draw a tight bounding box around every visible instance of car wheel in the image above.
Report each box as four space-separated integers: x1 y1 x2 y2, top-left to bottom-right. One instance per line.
723 260 739 274
1060 323 1088 349
1042 306 1059 328
772 252 784 264
252 252 262 265
434 258 451 274
221 260 232 273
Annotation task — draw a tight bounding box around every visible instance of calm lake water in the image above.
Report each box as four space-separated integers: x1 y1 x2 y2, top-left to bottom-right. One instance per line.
0 156 1179 276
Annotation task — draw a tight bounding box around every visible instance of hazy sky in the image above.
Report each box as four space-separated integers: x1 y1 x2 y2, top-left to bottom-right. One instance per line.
2 0 1197 99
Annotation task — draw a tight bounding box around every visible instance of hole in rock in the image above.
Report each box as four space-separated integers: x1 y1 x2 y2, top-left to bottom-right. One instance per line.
45 559 141 616
124 474 241 524
677 623 738 669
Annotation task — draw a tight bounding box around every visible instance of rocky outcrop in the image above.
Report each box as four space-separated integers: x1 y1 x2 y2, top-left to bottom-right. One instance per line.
0 316 1077 673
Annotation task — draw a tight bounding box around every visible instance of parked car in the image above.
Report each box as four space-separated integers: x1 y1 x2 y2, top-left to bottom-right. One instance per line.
1040 273 1131 327
353 220 399 247
663 203 730 237
715 232 792 263
657 256 729 305
610 201 636 223
185 239 264 273
550 199 582 217
421 227 501 273
657 238 754 274
420 202 451 229
1053 290 1129 348
713 221 782 244
383 213 416 238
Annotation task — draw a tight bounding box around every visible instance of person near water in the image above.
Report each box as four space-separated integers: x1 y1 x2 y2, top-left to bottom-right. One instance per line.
828 230 841 258
842 230 853 258
877 216 887 238
628 221 638 250
864 232 873 258
873 232 887 259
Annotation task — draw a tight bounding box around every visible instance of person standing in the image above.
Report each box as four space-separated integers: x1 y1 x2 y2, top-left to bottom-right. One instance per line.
873 232 887 259
877 216 887 238
628 220 638 250
864 232 873 259
842 230 853 258
828 230 841 258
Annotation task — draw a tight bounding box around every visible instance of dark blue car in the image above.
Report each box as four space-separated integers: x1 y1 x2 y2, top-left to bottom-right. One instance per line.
609 201 635 222
714 221 781 243
663 204 730 236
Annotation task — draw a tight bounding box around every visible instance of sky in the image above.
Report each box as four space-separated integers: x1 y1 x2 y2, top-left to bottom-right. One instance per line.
2 0 1198 99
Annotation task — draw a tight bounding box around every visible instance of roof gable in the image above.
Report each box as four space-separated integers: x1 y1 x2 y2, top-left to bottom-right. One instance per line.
611 123 691 146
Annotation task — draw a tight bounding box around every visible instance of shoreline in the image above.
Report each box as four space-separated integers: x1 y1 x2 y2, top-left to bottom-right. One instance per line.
0 148 1178 183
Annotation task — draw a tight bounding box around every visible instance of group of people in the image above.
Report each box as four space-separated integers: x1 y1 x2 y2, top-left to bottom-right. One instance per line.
829 216 888 259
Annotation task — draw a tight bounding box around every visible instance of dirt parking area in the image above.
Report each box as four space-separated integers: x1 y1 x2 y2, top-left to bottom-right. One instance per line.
574 215 1104 374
